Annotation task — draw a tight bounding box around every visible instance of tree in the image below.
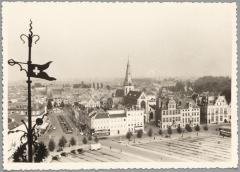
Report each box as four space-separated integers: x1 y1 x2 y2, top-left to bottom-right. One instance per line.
100 83 103 88
158 129 162 135
48 139 55 152
192 93 198 102
203 125 208 131
58 136 67 148
106 85 111 90
193 76 231 94
13 144 27 162
195 124 200 136
185 124 192 132
148 128 153 137
60 101 65 108
167 126 172 136
47 100 53 110
34 142 48 162
88 135 92 141
221 89 231 104
175 81 185 92
92 83 95 89
177 125 182 134
94 137 99 143
82 137 88 144
126 131 132 141
195 124 200 132
136 129 143 138
70 137 76 146
97 83 100 89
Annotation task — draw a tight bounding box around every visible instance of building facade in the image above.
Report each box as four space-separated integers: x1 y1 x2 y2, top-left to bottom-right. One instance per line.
200 95 231 124
156 96 200 130
180 100 200 128
90 109 144 136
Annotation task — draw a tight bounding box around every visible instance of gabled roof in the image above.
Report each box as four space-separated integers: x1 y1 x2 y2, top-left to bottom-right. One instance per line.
207 96 218 105
178 98 199 109
124 91 143 106
126 91 142 99
109 113 126 118
108 110 126 118
91 110 109 119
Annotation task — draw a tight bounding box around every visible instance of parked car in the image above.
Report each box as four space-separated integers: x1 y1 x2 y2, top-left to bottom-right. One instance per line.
52 155 61 161
60 152 67 157
77 148 83 154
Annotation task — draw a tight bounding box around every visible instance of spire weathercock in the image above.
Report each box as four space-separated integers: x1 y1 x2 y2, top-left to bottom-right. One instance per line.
8 20 56 162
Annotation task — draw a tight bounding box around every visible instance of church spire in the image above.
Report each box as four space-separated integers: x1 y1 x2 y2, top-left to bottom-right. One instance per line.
123 57 133 86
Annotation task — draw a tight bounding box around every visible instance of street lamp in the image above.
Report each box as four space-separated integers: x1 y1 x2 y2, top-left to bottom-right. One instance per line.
8 20 56 162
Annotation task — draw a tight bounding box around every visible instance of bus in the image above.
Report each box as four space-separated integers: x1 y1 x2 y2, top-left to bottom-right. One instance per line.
219 126 231 137
92 129 110 137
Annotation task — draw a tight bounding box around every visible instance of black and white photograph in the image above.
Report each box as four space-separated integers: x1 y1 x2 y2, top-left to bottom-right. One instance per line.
2 2 238 170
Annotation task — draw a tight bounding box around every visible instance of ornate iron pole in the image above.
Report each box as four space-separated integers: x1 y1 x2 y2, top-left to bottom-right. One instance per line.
26 21 33 162
8 20 56 162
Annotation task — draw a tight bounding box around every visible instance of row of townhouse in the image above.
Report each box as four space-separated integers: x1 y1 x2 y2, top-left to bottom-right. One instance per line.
156 94 231 130
156 96 200 129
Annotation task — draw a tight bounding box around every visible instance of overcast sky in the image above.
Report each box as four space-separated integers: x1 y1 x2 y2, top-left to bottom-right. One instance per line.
3 2 236 82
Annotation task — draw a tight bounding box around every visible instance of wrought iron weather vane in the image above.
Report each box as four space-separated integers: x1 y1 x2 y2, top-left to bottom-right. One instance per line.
8 20 56 162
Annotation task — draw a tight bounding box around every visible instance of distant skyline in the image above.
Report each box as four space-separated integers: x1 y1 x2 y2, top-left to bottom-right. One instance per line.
3 2 235 81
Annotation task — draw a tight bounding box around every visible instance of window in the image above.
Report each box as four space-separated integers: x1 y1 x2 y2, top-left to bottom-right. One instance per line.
224 108 227 114
163 118 165 122
163 111 165 115
211 115 214 122
220 116 223 121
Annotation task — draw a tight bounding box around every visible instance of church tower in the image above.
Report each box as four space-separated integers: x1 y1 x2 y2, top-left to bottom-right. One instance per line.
123 58 134 96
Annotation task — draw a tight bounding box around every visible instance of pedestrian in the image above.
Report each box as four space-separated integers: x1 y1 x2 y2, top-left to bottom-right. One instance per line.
110 146 111 150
